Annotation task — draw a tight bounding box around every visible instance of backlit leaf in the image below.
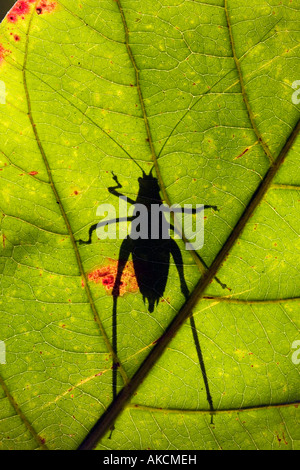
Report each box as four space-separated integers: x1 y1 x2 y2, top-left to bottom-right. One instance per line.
0 0 299 450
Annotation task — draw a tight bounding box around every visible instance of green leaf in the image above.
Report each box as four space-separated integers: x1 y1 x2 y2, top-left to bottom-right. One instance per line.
0 0 299 451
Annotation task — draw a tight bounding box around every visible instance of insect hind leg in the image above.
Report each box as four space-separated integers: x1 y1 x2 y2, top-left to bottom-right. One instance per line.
169 238 189 300
77 223 98 245
77 217 135 245
169 238 215 422
109 236 133 438
112 236 133 298
189 315 214 423
111 238 132 394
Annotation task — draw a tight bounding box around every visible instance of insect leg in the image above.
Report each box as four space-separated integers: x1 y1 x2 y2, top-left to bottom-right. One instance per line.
169 222 229 291
203 205 218 212
108 172 136 205
168 238 189 300
112 237 133 396
166 206 218 214
187 205 218 212
189 314 215 423
78 217 135 245
109 236 133 438
77 223 98 245
169 238 214 422
169 223 183 239
172 206 218 213
194 251 229 291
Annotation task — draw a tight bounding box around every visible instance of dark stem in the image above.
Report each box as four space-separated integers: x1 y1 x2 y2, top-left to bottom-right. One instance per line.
77 119 300 451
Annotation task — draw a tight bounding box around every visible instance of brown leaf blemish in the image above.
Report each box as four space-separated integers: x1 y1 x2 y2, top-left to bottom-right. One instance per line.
234 147 250 160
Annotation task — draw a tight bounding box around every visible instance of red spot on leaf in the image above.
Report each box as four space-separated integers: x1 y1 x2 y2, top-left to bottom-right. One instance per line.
29 171 38 176
7 1 35 23
36 0 57 15
6 0 56 21
88 259 138 296
14 35 21 42
7 14 17 23
102 274 114 286
0 44 10 63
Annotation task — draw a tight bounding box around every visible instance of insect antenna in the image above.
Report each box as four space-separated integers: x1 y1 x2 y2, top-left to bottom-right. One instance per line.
149 165 155 175
126 153 146 174
119 145 146 174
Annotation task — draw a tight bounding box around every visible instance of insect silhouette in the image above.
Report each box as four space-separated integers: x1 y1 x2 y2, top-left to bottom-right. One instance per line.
77 68 236 438
78 158 225 426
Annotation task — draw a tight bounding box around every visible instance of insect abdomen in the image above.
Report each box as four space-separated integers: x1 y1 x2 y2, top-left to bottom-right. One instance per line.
132 240 170 313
